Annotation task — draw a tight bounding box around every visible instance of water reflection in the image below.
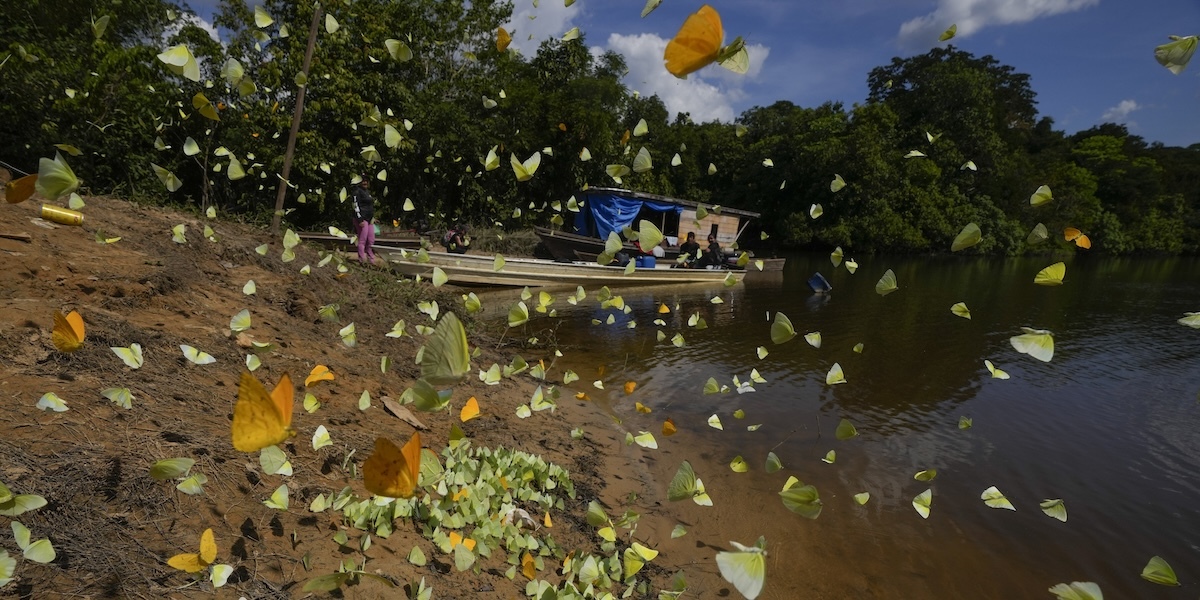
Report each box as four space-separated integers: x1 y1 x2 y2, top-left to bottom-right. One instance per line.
480 255 1200 598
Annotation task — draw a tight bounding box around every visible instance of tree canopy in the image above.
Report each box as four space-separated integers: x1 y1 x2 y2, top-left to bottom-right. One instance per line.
2 1 1196 254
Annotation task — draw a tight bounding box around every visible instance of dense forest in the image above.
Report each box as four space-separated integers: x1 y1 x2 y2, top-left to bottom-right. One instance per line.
3 0 1198 254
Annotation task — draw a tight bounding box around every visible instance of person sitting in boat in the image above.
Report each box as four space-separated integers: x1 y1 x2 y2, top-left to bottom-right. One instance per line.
679 232 701 268
441 223 470 254
698 234 722 269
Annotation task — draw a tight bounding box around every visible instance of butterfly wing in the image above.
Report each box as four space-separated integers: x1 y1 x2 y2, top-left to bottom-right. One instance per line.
952 223 982 251
826 363 846 385
1155 35 1198 74
770 312 795 344
5 174 38 204
913 489 932 518
667 461 697 501
305 365 334 387
715 548 765 599
36 153 80 200
1010 329 1054 362
496 27 512 52
875 269 898 295
270 373 294 433
510 153 529 181
664 5 723 77
1034 262 1065 286
522 152 541 177
167 552 207 573
633 147 653 173
420 312 470 385
52 310 85 352
363 433 422 498
460 397 480 422
198 528 217 564
232 372 292 452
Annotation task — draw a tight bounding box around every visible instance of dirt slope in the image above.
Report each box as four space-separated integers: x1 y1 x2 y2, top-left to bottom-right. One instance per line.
0 195 648 599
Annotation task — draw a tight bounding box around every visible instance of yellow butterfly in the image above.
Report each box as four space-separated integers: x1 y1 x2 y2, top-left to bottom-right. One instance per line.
510 152 541 182
1035 262 1066 286
231 371 295 452
496 27 512 52
52 310 85 352
362 433 422 498
664 5 723 77
167 528 216 573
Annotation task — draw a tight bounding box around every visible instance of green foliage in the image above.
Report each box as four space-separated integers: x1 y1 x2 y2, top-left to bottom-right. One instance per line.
2 5 1195 254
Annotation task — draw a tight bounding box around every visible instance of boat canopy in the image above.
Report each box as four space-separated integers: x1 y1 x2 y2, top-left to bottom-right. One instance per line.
572 188 760 241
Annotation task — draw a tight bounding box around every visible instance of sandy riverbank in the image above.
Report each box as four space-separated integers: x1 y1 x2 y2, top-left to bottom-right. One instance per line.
0 193 706 599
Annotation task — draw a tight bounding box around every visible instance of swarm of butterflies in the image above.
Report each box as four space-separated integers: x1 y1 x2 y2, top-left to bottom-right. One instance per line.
18 1 1200 598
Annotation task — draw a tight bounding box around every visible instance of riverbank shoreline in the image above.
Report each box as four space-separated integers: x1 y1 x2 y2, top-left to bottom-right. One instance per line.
0 195 694 599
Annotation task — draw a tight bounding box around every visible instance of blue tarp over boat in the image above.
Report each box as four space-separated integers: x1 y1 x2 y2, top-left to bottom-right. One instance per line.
573 190 684 241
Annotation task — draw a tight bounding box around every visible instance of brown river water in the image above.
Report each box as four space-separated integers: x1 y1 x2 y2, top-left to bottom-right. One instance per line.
482 253 1200 599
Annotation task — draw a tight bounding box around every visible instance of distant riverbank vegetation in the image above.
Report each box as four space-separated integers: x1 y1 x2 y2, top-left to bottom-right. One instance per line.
3 1 1196 254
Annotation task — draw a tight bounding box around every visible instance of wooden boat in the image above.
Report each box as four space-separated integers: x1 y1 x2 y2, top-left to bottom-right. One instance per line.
534 188 785 272
299 230 424 251
381 249 747 288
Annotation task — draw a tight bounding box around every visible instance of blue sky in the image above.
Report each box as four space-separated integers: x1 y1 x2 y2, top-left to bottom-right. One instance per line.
191 0 1200 146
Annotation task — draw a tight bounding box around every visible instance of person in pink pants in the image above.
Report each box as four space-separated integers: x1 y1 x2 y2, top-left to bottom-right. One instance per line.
351 176 376 264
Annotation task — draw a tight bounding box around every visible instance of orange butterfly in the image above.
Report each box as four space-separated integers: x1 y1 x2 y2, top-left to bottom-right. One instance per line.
496 27 512 52
664 4 723 77
52 310 85 352
460 396 481 422
624 381 637 395
5 174 38 204
662 418 677 436
363 433 421 498
1063 227 1091 249
304 364 334 387
521 551 537 579
448 530 476 551
231 372 295 452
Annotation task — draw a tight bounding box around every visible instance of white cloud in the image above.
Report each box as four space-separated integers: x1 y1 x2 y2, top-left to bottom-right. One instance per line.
1101 99 1140 122
897 0 1098 49
504 1 582 57
603 33 770 124
164 12 221 44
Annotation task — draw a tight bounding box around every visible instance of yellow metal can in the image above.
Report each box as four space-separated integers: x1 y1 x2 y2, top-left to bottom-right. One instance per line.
41 205 85 226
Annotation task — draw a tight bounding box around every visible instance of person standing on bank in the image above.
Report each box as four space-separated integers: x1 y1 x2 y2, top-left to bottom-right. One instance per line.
351 175 377 264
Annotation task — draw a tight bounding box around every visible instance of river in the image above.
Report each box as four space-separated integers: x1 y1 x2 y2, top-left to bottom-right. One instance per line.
485 253 1200 599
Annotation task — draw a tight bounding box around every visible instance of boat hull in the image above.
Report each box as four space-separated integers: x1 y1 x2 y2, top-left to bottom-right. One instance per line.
382 250 746 288
534 227 680 262
534 227 787 274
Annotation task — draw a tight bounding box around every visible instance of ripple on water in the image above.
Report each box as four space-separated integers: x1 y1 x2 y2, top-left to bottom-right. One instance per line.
483 255 1200 598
